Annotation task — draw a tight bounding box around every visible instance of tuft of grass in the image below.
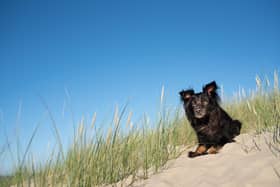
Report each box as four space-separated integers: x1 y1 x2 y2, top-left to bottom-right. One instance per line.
224 71 280 134
1 71 279 186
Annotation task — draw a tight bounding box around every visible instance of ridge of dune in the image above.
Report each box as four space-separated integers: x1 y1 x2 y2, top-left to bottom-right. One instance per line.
128 133 280 187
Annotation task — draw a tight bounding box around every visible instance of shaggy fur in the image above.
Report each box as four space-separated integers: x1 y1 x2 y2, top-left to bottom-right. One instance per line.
179 81 242 158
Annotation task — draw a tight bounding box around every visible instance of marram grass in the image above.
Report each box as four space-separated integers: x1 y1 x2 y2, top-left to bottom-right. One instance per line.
1 71 280 187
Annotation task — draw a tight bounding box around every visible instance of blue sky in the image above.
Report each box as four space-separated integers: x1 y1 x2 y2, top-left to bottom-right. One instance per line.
0 0 279 173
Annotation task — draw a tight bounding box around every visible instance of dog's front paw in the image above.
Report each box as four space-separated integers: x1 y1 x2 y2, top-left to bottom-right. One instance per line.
188 151 197 158
188 151 208 158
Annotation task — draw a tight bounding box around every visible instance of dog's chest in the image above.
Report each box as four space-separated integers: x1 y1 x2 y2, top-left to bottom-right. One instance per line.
192 121 219 137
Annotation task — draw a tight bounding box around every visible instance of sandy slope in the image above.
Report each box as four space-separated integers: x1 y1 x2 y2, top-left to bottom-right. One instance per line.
10 133 280 187
130 133 280 187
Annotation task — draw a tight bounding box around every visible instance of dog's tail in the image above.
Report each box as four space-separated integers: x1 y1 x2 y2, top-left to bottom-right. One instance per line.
231 120 242 137
221 120 242 145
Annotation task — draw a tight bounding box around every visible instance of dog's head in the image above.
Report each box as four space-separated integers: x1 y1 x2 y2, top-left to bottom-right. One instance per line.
180 81 219 119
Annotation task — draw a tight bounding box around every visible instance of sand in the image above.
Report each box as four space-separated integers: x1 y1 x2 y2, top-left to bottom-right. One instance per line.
129 133 280 187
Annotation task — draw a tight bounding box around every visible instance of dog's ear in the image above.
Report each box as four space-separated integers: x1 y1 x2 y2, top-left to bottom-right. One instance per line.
179 89 194 101
203 81 218 97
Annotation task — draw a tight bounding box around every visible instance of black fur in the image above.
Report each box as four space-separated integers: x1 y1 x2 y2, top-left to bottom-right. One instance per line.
179 81 242 158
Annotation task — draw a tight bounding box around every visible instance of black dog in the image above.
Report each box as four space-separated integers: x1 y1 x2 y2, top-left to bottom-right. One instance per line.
179 81 241 158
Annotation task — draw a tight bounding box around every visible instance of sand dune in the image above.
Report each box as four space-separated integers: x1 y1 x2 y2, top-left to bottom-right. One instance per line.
130 133 280 187
10 133 280 187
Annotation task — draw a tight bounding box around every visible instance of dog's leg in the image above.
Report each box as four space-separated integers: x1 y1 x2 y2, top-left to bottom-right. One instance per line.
207 145 222 154
188 144 207 158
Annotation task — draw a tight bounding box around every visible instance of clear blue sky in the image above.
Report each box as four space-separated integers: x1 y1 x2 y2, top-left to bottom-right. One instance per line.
0 0 279 174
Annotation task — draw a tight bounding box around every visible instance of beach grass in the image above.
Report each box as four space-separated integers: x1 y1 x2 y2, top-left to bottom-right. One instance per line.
1 71 279 187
